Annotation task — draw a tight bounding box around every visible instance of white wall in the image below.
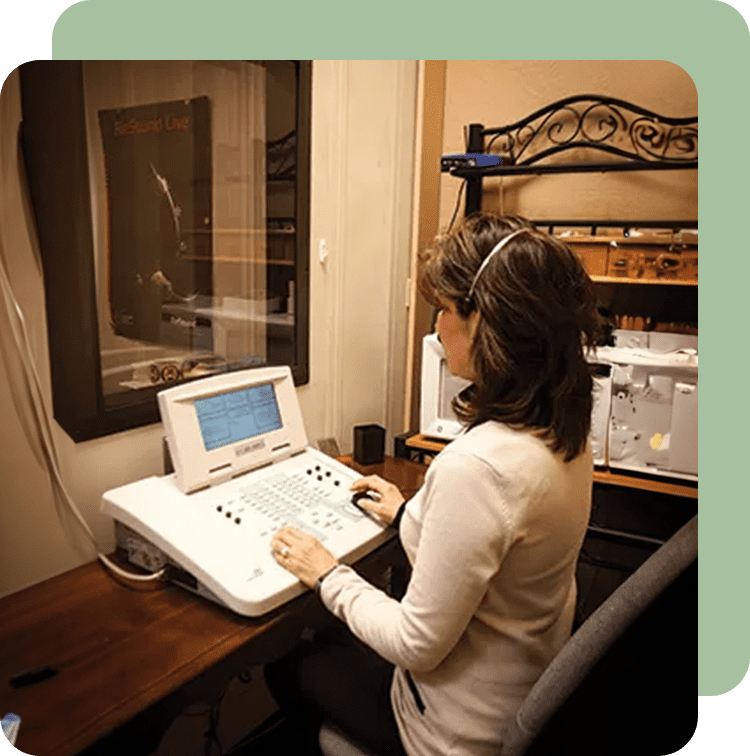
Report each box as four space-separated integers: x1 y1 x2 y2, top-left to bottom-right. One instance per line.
0 60 417 598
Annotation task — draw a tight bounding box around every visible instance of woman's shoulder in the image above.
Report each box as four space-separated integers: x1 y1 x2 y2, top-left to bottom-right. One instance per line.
447 421 549 459
435 421 568 482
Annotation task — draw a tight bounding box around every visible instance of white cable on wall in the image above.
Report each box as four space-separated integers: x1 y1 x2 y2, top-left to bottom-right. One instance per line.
0 235 164 583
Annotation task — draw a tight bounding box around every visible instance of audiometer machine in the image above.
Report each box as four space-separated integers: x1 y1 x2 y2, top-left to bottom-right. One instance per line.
101 367 390 617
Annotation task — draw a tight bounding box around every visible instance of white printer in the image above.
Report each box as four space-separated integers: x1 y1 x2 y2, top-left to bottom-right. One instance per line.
589 330 698 482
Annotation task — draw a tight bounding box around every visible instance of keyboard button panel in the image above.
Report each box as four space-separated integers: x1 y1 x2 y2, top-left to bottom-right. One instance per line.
203 453 366 545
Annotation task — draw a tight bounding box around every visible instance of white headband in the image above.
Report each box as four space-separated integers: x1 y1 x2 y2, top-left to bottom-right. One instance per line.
467 228 528 299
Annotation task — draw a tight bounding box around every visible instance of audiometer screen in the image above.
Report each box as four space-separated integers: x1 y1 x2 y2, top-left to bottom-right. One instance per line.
194 382 282 451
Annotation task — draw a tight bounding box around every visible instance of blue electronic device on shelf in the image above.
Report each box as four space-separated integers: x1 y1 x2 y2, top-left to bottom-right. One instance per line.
440 153 502 172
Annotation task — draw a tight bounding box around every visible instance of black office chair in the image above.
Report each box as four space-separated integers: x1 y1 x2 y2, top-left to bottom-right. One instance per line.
319 514 698 756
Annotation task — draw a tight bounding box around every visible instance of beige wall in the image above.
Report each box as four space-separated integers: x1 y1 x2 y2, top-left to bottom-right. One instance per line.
404 61 447 430
0 60 417 598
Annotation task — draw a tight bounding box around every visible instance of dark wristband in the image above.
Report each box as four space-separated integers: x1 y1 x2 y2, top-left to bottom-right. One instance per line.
392 501 407 531
314 564 340 599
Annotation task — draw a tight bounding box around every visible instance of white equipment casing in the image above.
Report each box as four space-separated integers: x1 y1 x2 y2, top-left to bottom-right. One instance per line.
590 331 698 482
102 366 390 616
102 448 390 617
420 333 471 440
589 364 613 467
158 366 306 494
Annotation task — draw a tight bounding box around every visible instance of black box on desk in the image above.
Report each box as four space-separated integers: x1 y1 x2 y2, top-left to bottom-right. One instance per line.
354 425 385 465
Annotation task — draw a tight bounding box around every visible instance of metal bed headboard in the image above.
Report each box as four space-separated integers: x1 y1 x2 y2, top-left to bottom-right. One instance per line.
445 94 698 220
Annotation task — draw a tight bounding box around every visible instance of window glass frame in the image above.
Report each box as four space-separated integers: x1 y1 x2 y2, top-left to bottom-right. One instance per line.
19 60 311 442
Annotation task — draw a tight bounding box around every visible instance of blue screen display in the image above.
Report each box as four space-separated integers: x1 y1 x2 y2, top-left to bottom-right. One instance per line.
194 382 282 452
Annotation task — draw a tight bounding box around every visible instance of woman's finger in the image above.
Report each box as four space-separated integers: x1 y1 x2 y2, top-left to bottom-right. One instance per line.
274 526 306 543
350 475 389 494
350 475 379 490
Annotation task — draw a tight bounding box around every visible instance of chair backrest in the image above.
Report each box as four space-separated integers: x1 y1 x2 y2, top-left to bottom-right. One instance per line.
500 513 698 756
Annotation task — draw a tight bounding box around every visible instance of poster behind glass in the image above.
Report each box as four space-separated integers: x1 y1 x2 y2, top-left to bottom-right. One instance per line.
87 61 299 401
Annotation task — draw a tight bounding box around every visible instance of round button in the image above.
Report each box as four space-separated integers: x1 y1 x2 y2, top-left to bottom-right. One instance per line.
235 518 241 525
217 505 223 512
226 512 232 518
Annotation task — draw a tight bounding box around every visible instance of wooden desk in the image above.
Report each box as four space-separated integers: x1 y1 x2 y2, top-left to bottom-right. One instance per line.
0 456 426 756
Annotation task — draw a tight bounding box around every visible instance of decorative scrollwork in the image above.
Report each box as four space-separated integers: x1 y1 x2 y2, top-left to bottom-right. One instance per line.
483 95 697 167
630 119 698 161
579 102 624 144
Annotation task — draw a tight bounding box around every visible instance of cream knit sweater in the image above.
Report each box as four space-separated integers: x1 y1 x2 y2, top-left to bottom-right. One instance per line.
321 421 593 756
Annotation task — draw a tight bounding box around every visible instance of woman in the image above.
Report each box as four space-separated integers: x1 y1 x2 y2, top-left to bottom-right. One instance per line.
265 214 605 756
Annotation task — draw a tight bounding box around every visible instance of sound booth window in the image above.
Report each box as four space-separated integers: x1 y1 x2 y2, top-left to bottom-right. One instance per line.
19 61 310 441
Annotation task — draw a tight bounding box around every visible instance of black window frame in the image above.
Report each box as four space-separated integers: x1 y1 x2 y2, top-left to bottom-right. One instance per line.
19 60 311 442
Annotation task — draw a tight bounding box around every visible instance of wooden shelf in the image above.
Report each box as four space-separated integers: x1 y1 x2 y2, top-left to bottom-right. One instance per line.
593 468 697 499
405 433 447 453
404 434 697 499
591 276 697 286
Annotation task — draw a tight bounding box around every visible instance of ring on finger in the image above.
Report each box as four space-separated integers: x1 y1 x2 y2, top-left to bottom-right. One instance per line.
281 545 290 558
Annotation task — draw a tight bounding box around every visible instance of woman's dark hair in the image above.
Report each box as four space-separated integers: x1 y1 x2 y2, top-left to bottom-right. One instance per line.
418 213 607 462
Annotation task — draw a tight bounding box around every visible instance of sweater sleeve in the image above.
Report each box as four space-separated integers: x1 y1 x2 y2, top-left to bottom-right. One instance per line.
321 451 515 672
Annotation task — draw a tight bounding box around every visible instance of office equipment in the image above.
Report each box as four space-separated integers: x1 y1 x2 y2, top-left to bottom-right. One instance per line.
9 665 58 689
419 333 471 440
592 332 698 482
102 366 390 617
419 329 697 483
589 363 613 466
419 333 615 460
440 153 502 171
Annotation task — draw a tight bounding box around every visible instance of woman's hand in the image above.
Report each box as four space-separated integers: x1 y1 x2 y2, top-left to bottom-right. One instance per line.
271 527 339 588
349 475 405 526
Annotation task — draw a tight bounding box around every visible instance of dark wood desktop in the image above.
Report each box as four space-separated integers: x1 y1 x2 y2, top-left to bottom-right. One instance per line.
0 455 426 756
